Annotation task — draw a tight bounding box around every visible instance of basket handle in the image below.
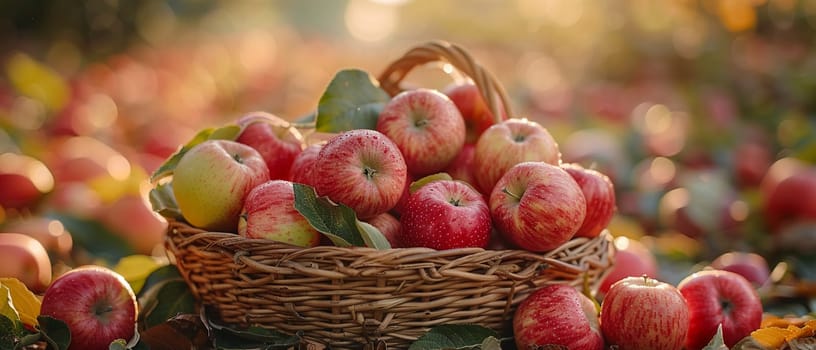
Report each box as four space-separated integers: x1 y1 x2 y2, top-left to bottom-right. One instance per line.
377 40 514 123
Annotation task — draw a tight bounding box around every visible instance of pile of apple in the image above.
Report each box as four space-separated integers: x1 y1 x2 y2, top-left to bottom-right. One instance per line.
167 83 617 254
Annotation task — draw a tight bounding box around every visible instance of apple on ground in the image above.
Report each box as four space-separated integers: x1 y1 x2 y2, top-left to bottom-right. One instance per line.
601 276 689 350
313 129 407 219
490 162 585 252
762 166 816 231
709 251 770 287
0 233 52 293
239 180 321 247
442 82 506 144
376 88 465 176
0 153 55 210
561 163 616 238
473 118 560 195
235 112 304 181
598 236 659 295
400 180 490 250
288 143 323 186
443 144 478 189
40 265 137 350
2 216 73 259
98 194 168 254
514 284 604 350
364 212 402 248
678 269 763 350
172 140 270 232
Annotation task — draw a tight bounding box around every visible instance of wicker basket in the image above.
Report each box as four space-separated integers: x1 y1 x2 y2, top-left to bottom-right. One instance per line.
163 41 615 349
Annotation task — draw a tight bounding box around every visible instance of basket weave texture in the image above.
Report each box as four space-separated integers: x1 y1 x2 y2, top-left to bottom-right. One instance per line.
163 41 615 349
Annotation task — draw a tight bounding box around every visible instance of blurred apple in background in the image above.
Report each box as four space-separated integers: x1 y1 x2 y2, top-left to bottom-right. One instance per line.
376 88 465 176
0 233 52 293
473 119 560 195
98 193 167 254
599 236 659 295
172 140 270 232
442 82 507 144
239 180 321 247
513 284 604 350
709 251 770 287
762 166 816 232
1 216 73 259
0 153 55 211
236 112 305 181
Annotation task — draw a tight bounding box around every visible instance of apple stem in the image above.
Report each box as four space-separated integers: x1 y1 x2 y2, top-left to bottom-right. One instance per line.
232 153 244 164
502 187 522 201
363 166 377 180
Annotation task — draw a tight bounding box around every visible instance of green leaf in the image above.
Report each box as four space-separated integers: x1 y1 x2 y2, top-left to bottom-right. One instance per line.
149 124 241 183
357 221 391 250
149 182 181 219
203 311 301 349
408 324 499 350
410 173 454 194
292 183 367 247
37 315 71 350
140 279 196 329
109 339 128 350
315 69 391 132
45 212 134 264
137 265 184 300
0 314 18 350
702 324 728 350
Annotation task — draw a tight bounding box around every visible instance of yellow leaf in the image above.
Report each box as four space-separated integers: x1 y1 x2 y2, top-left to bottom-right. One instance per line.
113 255 165 294
5 53 69 111
751 326 791 349
0 284 21 323
0 278 41 327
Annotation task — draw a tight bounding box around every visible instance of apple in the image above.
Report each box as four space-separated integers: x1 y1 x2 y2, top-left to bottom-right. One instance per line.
0 233 52 293
239 180 321 247
313 129 407 219
709 251 770 287
473 118 560 194
443 143 477 189
514 284 604 350
601 276 689 350
598 236 659 295
762 167 816 231
40 265 138 350
364 212 402 248
442 82 506 144
400 180 490 250
288 143 323 186
733 141 772 188
490 162 585 252
390 172 415 218
2 216 73 259
172 140 270 231
98 194 168 254
0 153 55 210
376 88 465 176
236 112 305 181
561 163 616 238
678 269 763 350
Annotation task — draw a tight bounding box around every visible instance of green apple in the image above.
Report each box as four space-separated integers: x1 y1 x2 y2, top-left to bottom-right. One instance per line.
172 140 270 232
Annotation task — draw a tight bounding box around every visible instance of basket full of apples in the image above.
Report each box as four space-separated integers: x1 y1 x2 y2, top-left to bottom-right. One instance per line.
149 41 615 349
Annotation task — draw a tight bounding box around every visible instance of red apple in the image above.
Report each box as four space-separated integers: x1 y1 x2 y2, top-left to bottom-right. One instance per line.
490 162 585 252
376 88 465 176
239 180 321 247
288 143 323 186
601 276 689 350
364 212 402 248
709 251 770 287
762 167 816 231
2 216 73 259
733 141 772 188
561 163 616 238
236 112 305 181
443 143 477 189
0 153 55 210
390 172 415 218
400 180 490 250
98 194 168 254
514 284 604 350
0 233 52 293
473 118 560 194
172 140 270 231
678 269 762 350
40 265 138 350
598 236 659 294
442 82 506 144
314 129 407 219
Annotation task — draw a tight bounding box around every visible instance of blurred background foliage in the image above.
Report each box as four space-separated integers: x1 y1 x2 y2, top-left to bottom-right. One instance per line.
0 0 815 290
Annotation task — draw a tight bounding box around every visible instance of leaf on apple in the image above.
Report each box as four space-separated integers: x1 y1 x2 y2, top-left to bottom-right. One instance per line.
702 324 728 350
409 173 454 194
37 315 71 350
148 182 182 220
315 69 391 133
407 324 501 350
293 183 391 249
149 124 242 184
138 266 196 329
202 308 302 349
